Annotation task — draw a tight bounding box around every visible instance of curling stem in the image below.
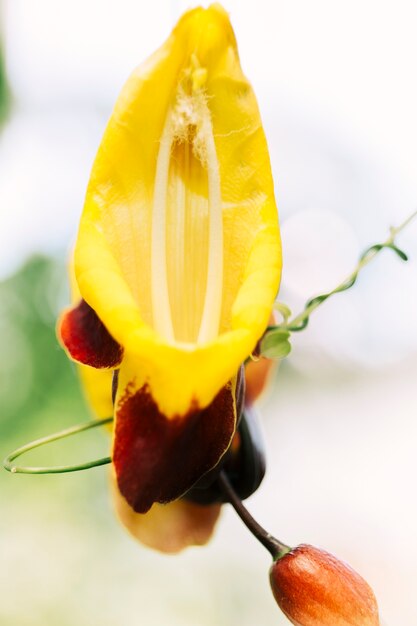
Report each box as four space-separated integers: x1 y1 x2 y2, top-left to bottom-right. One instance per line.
284 208 417 331
3 417 113 474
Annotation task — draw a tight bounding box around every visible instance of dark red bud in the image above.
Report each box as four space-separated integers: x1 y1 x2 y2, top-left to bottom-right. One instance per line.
269 544 380 626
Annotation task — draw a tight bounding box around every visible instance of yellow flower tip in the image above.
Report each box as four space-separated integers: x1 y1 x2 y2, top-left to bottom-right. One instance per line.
174 4 237 57
72 0 281 417
270 544 380 626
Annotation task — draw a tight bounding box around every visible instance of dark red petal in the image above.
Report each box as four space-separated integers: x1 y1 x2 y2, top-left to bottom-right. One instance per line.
113 382 237 513
58 299 123 368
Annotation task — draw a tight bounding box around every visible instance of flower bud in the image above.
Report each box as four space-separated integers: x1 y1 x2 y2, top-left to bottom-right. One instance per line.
245 356 276 403
269 544 380 626
245 312 279 403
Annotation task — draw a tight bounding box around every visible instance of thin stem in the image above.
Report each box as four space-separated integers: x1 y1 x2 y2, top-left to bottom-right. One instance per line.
218 471 290 560
3 417 113 474
279 209 417 334
391 209 417 235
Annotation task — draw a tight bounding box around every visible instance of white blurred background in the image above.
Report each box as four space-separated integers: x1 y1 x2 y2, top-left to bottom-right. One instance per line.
0 1 416 624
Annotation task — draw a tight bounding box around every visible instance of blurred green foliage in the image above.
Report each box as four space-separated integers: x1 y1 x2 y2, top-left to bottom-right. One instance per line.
0 258 121 626
0 40 10 126
0 255 112 520
0 256 85 442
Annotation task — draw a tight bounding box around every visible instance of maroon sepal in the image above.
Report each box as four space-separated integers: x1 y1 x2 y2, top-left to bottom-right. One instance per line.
59 299 123 368
113 382 237 513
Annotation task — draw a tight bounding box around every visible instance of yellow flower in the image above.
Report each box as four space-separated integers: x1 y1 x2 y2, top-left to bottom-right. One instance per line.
58 4 281 550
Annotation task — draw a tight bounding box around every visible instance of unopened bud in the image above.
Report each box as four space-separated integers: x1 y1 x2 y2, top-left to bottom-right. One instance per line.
269 544 380 626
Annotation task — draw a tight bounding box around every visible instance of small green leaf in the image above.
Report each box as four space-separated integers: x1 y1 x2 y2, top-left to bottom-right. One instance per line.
387 244 408 261
273 301 292 323
260 329 292 359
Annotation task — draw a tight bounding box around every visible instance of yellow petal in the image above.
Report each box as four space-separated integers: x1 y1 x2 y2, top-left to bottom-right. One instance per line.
77 365 113 420
111 474 221 554
74 4 281 417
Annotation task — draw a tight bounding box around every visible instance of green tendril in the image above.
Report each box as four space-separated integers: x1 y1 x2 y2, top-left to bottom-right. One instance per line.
260 209 417 357
3 417 113 475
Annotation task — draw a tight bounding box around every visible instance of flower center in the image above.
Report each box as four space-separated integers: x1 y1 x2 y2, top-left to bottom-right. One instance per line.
151 60 223 345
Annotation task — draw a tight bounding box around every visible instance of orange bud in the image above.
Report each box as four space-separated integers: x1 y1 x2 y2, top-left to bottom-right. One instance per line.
245 312 278 403
269 544 380 626
245 356 277 403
